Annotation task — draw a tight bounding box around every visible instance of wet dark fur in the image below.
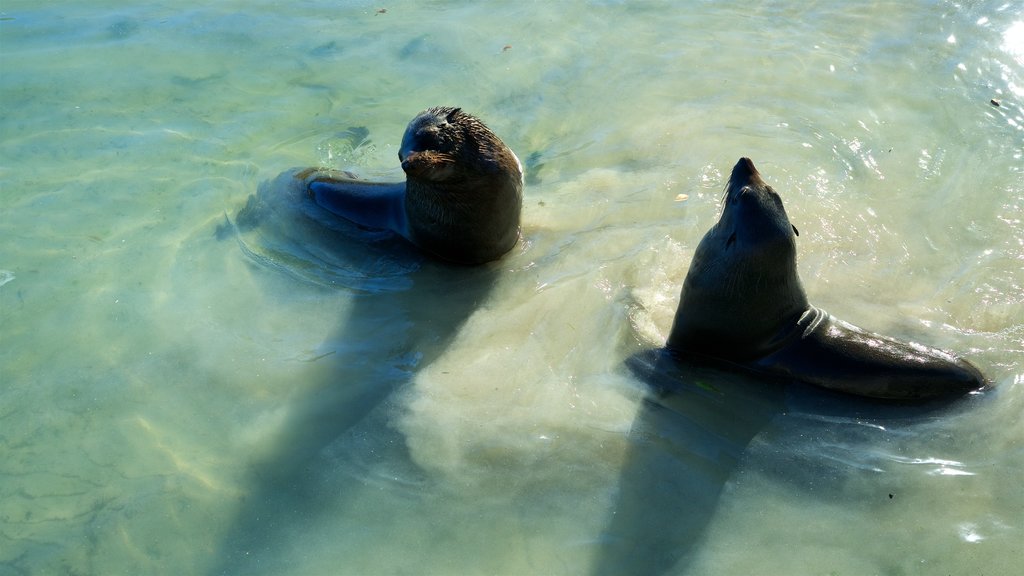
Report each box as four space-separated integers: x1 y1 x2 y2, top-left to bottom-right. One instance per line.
402 107 523 264
666 158 986 401
300 107 523 265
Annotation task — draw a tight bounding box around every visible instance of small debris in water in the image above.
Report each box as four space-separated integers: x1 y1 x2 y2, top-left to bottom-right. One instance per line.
301 350 337 363
376 8 387 15
990 98 1001 107
675 193 689 202
502 45 513 53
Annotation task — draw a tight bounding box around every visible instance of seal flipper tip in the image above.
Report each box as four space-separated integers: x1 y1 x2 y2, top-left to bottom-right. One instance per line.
764 318 988 402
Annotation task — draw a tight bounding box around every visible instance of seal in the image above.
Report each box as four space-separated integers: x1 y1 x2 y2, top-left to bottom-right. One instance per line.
666 157 986 401
296 106 523 265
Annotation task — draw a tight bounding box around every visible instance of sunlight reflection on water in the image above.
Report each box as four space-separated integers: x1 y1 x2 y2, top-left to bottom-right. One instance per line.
1003 21 1024 65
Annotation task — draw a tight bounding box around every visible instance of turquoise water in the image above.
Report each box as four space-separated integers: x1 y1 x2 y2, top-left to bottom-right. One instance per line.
2 1 1022 574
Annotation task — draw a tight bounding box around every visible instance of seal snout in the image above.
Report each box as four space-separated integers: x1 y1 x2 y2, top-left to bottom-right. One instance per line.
730 157 764 189
738 157 758 175
399 106 460 163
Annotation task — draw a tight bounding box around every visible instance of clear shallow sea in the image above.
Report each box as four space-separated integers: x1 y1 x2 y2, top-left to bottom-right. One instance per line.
1 1 1022 575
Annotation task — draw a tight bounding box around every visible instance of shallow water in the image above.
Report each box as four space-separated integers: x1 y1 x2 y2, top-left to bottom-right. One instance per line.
2 1 1022 575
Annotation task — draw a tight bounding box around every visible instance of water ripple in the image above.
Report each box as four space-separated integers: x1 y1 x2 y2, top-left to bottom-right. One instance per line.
886 454 977 476
226 168 422 293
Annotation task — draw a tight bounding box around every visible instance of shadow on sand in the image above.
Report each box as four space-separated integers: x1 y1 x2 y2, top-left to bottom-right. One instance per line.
592 348 978 576
209 170 501 574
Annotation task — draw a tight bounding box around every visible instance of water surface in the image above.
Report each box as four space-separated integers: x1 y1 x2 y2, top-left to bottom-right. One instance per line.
2 1 1022 574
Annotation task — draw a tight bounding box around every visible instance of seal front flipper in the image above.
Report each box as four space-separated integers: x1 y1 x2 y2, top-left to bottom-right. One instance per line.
760 308 987 401
302 170 411 240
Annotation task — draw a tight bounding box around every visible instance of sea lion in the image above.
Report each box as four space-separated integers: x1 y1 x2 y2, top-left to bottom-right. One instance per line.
296 106 523 265
666 157 986 401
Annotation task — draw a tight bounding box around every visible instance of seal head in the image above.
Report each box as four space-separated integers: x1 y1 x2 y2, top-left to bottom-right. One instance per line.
667 158 807 360
666 157 986 401
303 107 523 265
399 106 523 264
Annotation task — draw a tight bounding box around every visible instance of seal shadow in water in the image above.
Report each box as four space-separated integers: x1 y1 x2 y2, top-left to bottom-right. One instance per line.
209 170 501 574
592 348 979 576
591 156 988 574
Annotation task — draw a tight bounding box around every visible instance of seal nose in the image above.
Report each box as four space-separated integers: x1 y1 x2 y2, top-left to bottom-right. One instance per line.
730 157 765 189
732 157 757 178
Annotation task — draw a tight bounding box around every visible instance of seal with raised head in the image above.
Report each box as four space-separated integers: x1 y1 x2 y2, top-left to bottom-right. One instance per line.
666 157 986 401
295 106 523 265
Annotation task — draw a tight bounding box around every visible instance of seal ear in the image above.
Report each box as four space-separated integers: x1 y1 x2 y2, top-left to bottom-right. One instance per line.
792 224 799 236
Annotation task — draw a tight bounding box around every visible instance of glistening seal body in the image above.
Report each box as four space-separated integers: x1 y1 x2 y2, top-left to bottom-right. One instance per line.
298 107 523 265
666 157 986 401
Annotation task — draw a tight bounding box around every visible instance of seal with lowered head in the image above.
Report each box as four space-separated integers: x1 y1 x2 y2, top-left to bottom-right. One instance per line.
666 157 987 401
295 106 523 265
